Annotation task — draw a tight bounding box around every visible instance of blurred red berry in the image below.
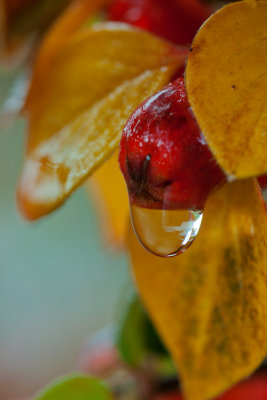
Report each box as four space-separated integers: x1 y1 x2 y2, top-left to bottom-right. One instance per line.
258 174 267 190
219 373 267 400
108 0 211 46
151 372 267 400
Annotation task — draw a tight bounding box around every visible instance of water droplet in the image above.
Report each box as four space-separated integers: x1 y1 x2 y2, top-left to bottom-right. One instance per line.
130 205 203 257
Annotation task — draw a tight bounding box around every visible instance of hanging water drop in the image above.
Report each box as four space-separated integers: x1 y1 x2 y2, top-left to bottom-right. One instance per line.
130 205 203 257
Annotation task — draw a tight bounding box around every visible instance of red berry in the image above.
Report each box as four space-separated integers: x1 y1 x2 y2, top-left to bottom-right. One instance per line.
219 373 267 400
119 77 226 211
108 0 211 46
258 174 267 190
150 373 267 400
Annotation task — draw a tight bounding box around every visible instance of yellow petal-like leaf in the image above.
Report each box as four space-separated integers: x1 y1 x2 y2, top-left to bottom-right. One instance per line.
18 23 187 220
128 179 267 400
88 150 129 248
185 1 267 179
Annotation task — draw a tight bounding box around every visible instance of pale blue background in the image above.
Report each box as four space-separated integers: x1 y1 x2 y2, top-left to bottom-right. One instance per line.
0 71 131 399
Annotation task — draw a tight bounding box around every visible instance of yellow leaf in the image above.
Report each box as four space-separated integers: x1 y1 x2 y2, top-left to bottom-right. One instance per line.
88 150 129 248
128 179 267 400
246 0 258 6
185 0 267 179
18 23 187 220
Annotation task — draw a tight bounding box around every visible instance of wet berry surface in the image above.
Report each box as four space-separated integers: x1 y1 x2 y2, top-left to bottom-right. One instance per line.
119 78 226 211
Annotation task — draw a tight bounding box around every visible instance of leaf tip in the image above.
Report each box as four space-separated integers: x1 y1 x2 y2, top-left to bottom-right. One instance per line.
17 156 67 221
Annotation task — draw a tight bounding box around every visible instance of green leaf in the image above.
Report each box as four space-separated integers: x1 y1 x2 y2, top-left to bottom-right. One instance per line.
116 296 167 367
35 374 112 400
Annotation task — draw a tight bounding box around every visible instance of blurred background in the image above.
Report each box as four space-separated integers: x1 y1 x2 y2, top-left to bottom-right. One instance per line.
1 1 267 399
0 69 131 399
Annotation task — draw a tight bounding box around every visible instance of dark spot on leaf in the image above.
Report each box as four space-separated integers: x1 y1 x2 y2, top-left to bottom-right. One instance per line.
224 247 242 293
217 340 228 354
250 308 259 321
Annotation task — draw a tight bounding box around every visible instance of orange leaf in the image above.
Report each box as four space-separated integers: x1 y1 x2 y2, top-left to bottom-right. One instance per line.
185 0 267 179
88 150 129 248
18 23 186 220
128 179 267 400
